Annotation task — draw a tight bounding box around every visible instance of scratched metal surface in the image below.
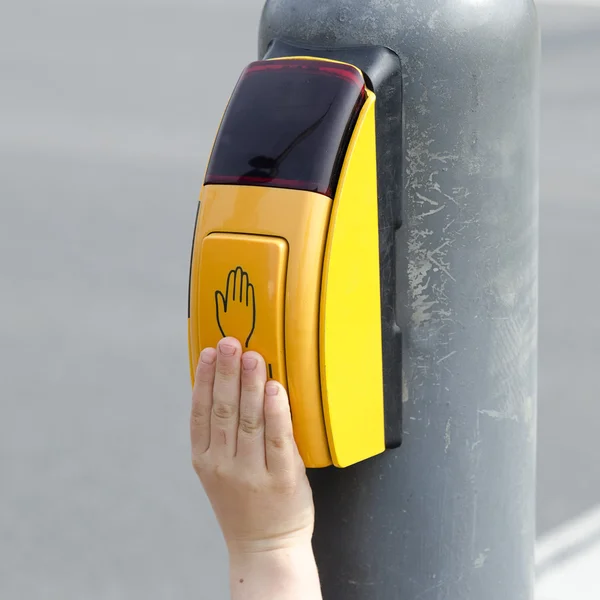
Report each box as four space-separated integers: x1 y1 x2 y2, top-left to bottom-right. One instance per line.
0 1 598 597
262 1 539 599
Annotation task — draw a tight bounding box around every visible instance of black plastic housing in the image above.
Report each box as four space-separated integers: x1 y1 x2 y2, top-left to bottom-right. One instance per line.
205 59 367 199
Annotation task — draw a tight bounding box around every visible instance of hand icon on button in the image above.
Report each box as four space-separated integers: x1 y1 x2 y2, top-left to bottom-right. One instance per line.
215 266 256 348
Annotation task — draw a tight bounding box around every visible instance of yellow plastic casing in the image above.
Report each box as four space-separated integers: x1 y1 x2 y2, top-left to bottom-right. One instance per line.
189 186 333 468
319 92 385 468
188 67 385 468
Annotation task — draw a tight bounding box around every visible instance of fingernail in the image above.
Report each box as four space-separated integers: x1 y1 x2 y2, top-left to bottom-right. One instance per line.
242 356 257 371
265 383 279 396
200 348 216 364
219 342 236 356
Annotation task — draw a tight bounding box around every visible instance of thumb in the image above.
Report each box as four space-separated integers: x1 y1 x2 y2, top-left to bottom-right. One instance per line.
215 291 227 337
215 290 226 315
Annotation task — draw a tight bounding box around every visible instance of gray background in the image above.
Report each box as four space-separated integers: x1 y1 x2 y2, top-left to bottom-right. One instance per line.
0 1 598 597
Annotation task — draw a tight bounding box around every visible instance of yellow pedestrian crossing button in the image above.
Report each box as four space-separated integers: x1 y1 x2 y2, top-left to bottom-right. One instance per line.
197 233 288 389
188 54 403 469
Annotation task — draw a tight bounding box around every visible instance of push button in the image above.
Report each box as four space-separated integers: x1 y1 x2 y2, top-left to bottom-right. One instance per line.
197 233 288 387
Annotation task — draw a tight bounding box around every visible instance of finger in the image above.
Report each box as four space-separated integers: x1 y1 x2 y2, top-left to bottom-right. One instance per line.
248 282 255 310
234 266 243 302
236 352 268 466
226 268 236 301
232 267 241 301
190 348 217 455
210 337 242 459
245 283 256 348
246 278 254 308
264 382 297 476
240 270 249 305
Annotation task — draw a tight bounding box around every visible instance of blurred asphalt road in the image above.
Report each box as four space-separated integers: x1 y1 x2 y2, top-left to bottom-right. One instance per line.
1 1 599 598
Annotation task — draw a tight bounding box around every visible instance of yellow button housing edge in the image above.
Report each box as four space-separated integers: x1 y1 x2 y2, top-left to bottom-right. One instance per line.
320 91 386 468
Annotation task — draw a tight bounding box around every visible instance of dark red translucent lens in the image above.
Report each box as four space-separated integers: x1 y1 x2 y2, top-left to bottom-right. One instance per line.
204 58 367 198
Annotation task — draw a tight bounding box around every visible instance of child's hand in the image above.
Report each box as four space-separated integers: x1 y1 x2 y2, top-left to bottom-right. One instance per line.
191 338 322 599
190 337 315 556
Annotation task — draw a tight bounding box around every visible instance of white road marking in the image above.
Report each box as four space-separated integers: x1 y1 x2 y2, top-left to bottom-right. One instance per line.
536 504 600 600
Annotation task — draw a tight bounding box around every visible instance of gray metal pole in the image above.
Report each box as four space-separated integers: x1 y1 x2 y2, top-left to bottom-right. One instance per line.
259 2 540 599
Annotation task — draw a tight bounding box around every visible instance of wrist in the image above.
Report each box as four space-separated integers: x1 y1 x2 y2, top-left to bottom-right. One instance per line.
229 543 321 600
229 539 314 561
229 540 316 574
227 530 313 556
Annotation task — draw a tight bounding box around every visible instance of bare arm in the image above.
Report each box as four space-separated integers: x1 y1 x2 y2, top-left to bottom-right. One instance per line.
230 544 321 600
190 337 322 600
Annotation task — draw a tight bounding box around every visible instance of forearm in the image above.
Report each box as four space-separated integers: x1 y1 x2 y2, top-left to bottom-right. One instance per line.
229 544 322 600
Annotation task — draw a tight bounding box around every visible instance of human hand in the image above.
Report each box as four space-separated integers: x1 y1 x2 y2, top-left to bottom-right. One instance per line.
190 337 314 555
215 268 256 348
191 338 321 599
